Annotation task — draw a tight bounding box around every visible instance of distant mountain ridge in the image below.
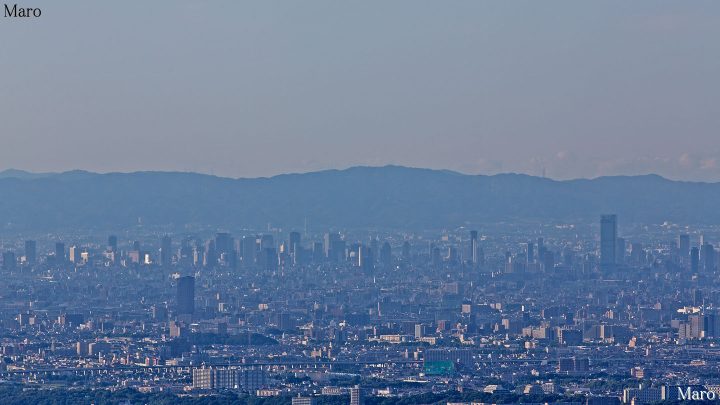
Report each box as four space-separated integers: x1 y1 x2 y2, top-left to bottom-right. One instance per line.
0 165 717 231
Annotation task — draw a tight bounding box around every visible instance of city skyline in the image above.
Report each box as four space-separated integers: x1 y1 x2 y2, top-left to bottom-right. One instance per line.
1 213 718 403
3 1 720 403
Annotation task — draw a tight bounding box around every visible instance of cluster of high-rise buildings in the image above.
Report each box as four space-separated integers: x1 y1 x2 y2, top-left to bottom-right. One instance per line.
0 215 720 403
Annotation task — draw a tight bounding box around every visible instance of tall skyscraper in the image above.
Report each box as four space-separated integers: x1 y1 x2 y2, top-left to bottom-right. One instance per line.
160 236 172 267
241 236 256 267
358 245 373 272
260 247 278 272
543 250 555 272
678 234 690 261
108 235 118 252
401 241 411 262
24 240 36 265
537 237 546 265
324 233 343 262
289 231 301 255
312 241 323 263
631 243 644 265
204 240 217 268
703 243 716 272
370 238 379 265
55 242 65 262
600 214 617 271
177 276 195 315
526 241 534 265
193 241 204 267
470 230 479 264
380 242 392 268
691 247 700 274
2 251 16 271
69 245 80 263
215 233 233 257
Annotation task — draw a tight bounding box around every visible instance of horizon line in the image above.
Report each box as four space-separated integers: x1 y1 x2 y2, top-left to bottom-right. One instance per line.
0 164 712 184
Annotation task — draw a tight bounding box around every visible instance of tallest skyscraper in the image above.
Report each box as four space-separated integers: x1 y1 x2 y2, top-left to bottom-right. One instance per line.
600 214 618 271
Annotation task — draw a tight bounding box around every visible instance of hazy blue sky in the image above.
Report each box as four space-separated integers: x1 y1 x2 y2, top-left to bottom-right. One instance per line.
2 1 720 180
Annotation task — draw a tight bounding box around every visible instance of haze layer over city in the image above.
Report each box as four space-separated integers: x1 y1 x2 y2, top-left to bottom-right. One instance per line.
2 1 720 405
